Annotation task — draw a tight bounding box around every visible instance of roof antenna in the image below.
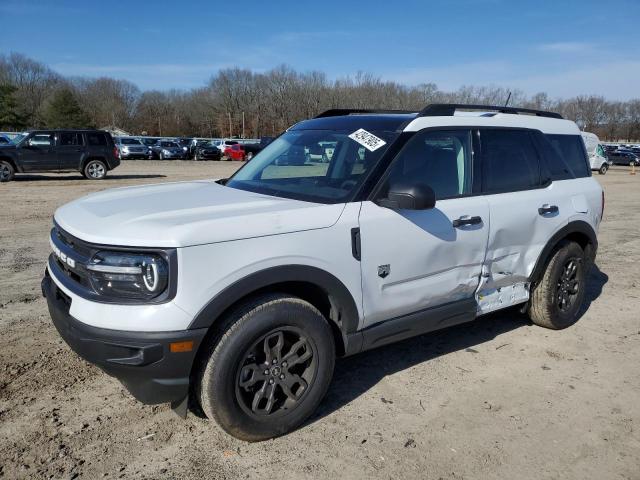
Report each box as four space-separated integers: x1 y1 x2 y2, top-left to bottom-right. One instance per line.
504 91 512 107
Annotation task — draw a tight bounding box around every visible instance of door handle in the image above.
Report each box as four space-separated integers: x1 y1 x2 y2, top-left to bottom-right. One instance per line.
453 215 482 228
538 204 559 215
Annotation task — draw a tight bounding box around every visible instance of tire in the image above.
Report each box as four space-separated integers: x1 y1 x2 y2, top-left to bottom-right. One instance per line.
83 160 107 180
159 152 165 160
0 160 15 182
599 164 608 175
196 294 335 441
246 152 254 161
528 241 587 329
194 151 200 161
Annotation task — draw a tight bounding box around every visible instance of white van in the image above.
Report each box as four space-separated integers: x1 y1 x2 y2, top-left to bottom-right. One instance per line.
581 132 610 174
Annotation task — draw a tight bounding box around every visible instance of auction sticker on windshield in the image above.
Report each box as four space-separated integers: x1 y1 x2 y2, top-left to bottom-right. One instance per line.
348 128 387 152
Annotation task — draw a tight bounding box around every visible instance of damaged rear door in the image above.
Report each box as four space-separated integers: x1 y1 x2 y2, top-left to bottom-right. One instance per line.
476 128 565 313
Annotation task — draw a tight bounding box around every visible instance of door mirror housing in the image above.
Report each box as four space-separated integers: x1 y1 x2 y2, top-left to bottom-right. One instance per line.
377 182 436 210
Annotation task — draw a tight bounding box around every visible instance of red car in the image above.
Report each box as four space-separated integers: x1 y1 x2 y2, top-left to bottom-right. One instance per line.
223 144 246 161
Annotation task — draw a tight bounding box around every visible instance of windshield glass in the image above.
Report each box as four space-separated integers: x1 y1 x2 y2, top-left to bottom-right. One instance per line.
226 129 398 203
11 134 27 145
161 141 178 147
121 138 142 145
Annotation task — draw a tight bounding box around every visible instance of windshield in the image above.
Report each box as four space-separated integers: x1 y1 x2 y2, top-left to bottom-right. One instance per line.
161 141 178 147
121 138 142 145
10 134 27 145
226 129 398 203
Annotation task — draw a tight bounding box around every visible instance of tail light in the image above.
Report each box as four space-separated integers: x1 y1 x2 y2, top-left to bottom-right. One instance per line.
114 146 119 158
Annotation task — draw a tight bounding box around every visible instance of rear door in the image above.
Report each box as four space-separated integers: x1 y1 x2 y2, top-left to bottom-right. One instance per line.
17 132 58 171
358 129 490 327
477 129 571 307
57 132 85 170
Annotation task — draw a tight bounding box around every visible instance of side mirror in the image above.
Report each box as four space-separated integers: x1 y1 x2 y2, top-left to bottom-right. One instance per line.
377 182 436 210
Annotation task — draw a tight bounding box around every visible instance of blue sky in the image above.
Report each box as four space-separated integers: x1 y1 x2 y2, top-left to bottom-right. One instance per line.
1 0 639 99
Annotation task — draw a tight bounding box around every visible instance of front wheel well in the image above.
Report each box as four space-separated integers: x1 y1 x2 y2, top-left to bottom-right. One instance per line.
0 157 18 172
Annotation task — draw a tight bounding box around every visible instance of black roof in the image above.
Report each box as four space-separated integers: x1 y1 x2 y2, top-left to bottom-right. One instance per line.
291 113 417 132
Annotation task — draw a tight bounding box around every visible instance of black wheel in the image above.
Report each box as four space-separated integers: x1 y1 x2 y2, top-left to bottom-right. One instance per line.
196 294 335 441
159 152 165 160
194 151 200 161
528 241 587 329
83 160 107 180
598 164 608 175
0 160 15 182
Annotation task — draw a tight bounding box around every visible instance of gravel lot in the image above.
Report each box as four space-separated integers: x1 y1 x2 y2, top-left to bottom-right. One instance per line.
1 161 639 480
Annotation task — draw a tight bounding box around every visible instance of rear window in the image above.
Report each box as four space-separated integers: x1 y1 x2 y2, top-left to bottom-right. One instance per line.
546 134 590 178
60 132 84 146
480 129 542 193
87 133 107 146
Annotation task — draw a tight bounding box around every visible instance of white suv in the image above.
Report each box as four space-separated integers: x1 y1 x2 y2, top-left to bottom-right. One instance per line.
43 104 603 441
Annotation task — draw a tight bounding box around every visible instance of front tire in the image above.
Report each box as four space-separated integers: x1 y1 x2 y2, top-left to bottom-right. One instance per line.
196 294 335 441
599 164 608 175
0 160 15 182
83 160 107 180
528 241 587 329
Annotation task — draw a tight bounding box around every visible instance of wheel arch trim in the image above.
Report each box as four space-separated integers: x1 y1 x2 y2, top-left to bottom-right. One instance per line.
187 264 361 348
529 220 597 285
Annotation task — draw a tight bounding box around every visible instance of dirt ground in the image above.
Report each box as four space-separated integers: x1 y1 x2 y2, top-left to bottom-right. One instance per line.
0 161 639 480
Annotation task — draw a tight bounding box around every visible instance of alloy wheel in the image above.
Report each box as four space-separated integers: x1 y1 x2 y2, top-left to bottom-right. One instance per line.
0 164 11 181
556 258 580 312
235 327 317 418
87 161 105 179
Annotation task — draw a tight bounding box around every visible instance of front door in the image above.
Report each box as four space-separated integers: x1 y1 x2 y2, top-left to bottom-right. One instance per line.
17 132 58 171
57 132 84 170
358 129 489 327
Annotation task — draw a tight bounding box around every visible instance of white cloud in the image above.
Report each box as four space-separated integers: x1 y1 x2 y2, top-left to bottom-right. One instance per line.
537 42 595 53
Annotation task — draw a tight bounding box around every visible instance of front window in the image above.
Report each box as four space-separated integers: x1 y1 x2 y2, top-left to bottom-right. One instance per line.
226 129 398 203
121 138 143 145
160 141 178 148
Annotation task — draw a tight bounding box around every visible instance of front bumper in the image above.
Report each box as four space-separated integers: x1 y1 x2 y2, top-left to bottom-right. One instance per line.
42 271 207 405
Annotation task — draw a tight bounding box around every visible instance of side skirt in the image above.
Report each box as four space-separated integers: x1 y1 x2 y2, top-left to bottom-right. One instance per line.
345 298 477 355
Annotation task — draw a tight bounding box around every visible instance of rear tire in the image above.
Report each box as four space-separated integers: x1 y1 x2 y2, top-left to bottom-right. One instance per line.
599 164 608 175
196 294 335 441
528 241 586 329
0 160 15 182
83 160 107 180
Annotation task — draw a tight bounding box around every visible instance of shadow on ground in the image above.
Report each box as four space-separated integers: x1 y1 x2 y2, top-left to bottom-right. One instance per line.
312 264 608 423
13 174 166 181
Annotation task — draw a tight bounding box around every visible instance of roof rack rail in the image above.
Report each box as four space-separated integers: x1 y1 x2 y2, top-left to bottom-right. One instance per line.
314 109 416 118
418 104 563 119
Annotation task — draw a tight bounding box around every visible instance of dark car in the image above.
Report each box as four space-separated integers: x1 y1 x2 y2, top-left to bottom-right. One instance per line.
149 140 185 160
608 150 640 166
193 141 222 161
176 138 194 159
239 136 275 160
0 129 119 182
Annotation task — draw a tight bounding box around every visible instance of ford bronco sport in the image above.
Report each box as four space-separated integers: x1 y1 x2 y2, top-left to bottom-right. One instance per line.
0 129 119 182
42 104 603 441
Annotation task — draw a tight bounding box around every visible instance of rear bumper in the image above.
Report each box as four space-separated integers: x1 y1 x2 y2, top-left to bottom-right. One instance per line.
42 272 207 405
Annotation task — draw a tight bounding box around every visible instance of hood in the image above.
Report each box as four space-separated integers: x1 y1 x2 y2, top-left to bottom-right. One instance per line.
54 180 345 248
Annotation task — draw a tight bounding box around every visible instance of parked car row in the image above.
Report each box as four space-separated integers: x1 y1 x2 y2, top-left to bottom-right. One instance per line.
113 136 275 161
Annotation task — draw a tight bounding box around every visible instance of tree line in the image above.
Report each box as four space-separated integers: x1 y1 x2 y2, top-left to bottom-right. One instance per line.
1 52 639 141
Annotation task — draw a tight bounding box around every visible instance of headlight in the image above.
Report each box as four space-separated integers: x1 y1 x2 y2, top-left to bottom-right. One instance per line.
87 251 168 300
162 149 170 154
